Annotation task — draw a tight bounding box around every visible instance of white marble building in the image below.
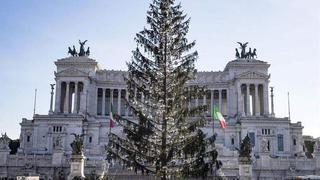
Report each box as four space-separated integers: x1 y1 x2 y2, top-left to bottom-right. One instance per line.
0 54 319 179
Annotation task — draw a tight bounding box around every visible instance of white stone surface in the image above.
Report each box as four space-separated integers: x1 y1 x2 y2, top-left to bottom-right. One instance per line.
0 56 314 179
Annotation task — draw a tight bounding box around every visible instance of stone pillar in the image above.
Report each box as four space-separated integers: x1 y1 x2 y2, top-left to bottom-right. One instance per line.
238 157 252 180
54 81 61 113
49 84 55 114
95 88 99 115
125 90 129 117
263 83 269 115
218 89 222 112
68 155 85 180
237 83 243 116
110 89 114 112
270 87 275 116
246 84 251 116
73 82 78 114
79 81 88 114
118 89 122 114
102 88 106 116
64 82 70 114
210 90 214 116
255 84 260 116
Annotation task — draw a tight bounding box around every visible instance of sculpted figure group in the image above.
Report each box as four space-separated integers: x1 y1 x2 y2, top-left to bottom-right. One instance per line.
0 133 10 150
235 42 257 59
70 133 84 155
68 40 90 57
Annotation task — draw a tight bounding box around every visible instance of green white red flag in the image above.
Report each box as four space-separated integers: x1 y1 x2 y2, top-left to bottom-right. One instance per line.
212 105 227 129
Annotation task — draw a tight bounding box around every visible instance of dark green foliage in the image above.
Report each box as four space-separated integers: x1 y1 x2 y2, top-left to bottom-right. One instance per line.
107 0 219 179
304 140 315 158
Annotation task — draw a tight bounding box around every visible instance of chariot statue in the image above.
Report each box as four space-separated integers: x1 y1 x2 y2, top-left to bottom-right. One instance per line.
67 40 90 57
235 42 258 59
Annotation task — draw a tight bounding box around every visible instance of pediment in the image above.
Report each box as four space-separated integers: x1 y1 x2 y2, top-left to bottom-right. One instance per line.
55 68 89 77
236 71 269 80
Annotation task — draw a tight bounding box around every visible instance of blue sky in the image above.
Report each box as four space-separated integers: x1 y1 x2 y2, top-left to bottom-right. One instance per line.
0 0 319 138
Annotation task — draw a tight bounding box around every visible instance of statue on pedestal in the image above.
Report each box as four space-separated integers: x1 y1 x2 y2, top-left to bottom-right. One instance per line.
0 133 10 151
239 134 252 162
70 134 84 155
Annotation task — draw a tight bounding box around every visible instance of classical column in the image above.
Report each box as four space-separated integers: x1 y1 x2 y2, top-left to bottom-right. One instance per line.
270 87 275 116
64 82 70 114
246 84 251 116
225 89 229 116
218 89 222 112
210 90 214 116
255 84 260 116
49 84 55 114
263 83 270 115
73 82 79 114
54 81 61 113
110 89 114 112
125 90 129 117
118 89 121 114
95 88 99 115
237 83 243 116
102 88 106 116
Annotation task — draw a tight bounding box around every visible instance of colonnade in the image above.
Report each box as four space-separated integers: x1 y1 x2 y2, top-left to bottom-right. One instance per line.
96 88 229 117
97 88 128 117
238 83 268 116
54 81 84 114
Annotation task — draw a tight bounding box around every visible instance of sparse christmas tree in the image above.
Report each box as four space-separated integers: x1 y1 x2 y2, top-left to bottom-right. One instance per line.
107 0 220 179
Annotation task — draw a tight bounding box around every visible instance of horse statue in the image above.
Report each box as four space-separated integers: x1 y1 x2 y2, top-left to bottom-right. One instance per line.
246 48 253 59
68 47 74 56
85 47 90 56
252 48 257 59
237 42 248 59
72 45 78 56
235 48 240 59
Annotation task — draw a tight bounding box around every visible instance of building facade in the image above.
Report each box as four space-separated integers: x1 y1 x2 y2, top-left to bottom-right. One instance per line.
0 54 319 179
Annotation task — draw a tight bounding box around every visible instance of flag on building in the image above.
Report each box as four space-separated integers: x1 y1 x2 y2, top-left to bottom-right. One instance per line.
212 105 227 129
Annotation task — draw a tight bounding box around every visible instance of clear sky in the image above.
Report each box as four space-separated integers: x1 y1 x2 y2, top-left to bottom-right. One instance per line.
0 0 319 139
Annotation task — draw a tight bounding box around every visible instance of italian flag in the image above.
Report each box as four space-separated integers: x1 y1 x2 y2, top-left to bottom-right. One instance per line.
212 105 227 129
109 104 116 129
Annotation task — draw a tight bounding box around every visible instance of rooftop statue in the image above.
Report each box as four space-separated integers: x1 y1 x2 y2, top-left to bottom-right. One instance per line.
237 42 248 59
70 134 84 155
0 133 10 150
67 40 90 57
78 40 88 56
235 42 257 59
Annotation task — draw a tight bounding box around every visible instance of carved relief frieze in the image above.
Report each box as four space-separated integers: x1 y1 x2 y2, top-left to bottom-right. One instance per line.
55 68 89 77
235 71 269 80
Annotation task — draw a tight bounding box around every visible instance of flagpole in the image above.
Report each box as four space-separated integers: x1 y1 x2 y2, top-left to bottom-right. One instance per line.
288 92 291 120
33 89 37 116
